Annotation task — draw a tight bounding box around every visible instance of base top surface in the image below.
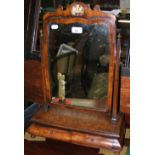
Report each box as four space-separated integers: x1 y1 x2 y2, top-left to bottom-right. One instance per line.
31 104 124 138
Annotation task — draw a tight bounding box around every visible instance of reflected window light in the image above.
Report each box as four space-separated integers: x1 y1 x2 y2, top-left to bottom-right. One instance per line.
51 24 59 29
118 20 130 23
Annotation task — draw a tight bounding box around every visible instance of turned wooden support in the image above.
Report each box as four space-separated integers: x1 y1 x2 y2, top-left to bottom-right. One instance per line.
112 33 121 121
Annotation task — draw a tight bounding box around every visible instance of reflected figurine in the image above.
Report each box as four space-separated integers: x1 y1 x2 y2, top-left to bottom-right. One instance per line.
57 72 66 102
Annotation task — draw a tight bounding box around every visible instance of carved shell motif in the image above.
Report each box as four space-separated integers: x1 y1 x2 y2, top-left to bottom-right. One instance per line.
71 4 84 16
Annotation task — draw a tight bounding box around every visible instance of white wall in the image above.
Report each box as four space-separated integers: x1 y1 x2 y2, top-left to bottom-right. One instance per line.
120 0 130 9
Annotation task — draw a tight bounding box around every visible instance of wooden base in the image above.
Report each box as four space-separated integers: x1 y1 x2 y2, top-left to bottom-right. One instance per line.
27 104 125 153
25 139 99 155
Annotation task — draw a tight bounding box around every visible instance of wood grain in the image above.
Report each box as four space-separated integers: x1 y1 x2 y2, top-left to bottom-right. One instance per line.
24 60 46 103
24 139 99 155
27 122 124 152
120 76 130 127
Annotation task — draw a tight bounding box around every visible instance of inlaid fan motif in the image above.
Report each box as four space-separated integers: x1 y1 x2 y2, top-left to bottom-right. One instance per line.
71 4 84 16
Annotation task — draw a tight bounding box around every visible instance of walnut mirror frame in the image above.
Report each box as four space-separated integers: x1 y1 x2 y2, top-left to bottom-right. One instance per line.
42 2 117 114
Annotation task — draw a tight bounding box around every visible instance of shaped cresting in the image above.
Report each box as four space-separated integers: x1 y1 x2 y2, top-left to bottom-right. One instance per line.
41 1 121 120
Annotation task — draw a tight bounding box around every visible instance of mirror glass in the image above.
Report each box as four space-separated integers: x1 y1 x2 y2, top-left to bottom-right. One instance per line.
48 22 110 101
